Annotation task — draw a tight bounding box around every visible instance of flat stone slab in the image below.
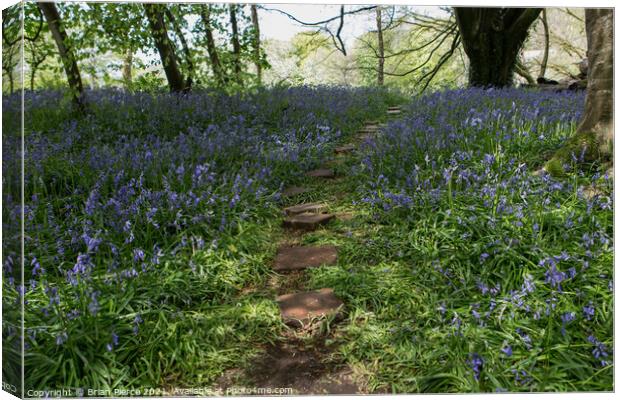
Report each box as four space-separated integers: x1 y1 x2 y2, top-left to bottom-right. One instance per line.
334 144 356 154
387 109 402 115
358 126 379 133
283 213 335 230
581 185 605 200
282 186 309 197
284 202 328 216
273 245 338 271
387 106 401 111
277 288 344 327
306 169 335 178
359 134 377 142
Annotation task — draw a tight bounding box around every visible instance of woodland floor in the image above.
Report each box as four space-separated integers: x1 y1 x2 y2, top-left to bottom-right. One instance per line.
210 108 401 395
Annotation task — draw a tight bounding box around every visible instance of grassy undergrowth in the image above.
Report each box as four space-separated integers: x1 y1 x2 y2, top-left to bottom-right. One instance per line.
2 86 397 393
304 88 613 392
2 86 612 394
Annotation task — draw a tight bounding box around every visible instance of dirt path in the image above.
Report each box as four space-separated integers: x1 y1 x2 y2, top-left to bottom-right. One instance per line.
215 106 401 395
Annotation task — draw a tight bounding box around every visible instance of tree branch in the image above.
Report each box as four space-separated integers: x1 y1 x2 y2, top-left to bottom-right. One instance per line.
508 8 543 37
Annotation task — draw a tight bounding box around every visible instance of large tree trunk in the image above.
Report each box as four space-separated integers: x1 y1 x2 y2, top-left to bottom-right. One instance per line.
250 5 262 85
38 2 85 110
579 9 613 143
200 4 225 85
143 3 187 92
229 4 242 83
376 7 385 86
545 9 613 175
455 8 542 87
122 48 132 89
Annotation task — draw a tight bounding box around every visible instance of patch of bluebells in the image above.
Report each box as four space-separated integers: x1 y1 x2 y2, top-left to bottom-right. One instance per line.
467 353 484 381
2 86 390 369
356 87 612 389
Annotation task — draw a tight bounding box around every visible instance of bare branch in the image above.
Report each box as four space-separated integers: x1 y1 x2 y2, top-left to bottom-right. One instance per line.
383 23 457 77
417 33 460 92
259 5 376 27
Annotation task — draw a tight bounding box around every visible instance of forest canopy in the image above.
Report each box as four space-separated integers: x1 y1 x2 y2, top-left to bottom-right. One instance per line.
2 4 587 93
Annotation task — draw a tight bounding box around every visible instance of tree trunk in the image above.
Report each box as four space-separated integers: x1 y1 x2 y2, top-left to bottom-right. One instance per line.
122 48 132 89
538 9 549 79
165 6 194 88
5 62 14 93
3 45 16 94
38 2 85 110
229 4 242 83
515 58 536 85
250 5 262 85
578 9 613 151
376 7 385 86
455 8 542 87
200 4 225 85
30 66 36 91
545 9 613 174
143 3 187 92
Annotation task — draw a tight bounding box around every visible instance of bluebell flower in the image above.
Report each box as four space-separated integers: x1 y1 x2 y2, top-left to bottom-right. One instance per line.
467 353 484 381
583 303 595 320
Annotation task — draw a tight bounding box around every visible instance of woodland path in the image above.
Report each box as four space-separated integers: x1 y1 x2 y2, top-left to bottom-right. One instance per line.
215 105 403 395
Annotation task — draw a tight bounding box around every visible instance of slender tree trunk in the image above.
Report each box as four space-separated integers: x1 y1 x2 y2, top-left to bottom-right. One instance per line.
165 7 194 88
6 68 14 93
455 8 542 87
122 48 132 88
538 9 549 79
250 5 262 85
3 45 15 94
200 4 225 85
38 2 84 110
30 66 36 91
376 7 385 86
229 4 242 83
143 3 187 92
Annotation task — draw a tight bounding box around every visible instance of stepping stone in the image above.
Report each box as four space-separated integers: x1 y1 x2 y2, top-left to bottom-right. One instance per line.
359 125 379 133
387 109 402 115
360 134 377 142
334 144 356 154
273 245 338 271
306 169 335 178
581 185 605 200
387 106 401 111
283 212 335 230
284 202 328 216
277 288 344 327
282 186 309 197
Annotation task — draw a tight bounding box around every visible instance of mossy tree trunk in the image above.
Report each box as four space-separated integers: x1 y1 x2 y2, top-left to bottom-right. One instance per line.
143 3 188 93
229 4 242 84
545 9 613 174
454 8 542 87
38 2 85 110
122 48 132 89
578 9 613 154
